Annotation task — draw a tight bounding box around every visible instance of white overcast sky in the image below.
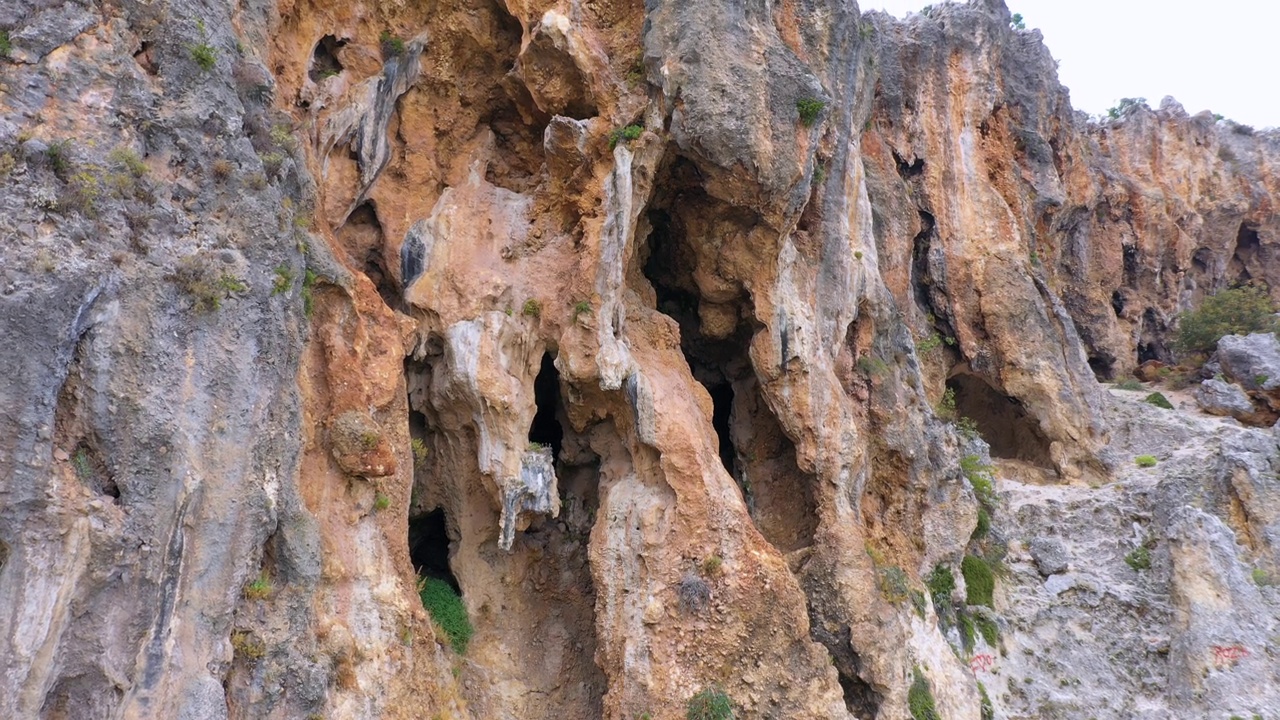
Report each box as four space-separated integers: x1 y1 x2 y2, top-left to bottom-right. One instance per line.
861 0 1279 128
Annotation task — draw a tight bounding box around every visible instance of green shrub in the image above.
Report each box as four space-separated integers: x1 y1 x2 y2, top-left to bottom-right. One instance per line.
572 300 592 318
1134 455 1157 468
1125 546 1151 571
1114 378 1144 391
522 299 542 318
411 438 429 466
272 265 295 295
975 615 999 646
1144 392 1173 409
686 687 734 720
962 555 994 608
918 333 943 354
796 98 825 127
418 577 473 654
1106 97 1147 120
972 508 990 539
0 30 11 58
926 564 955 609
302 269 318 316
108 147 148 178
244 572 273 600
701 555 723 577
1009 13 1025 30
190 43 218 71
1174 284 1277 356
608 124 644 149
1254 567 1274 586
876 565 911 604
958 611 976 651
46 140 73 177
908 666 941 720
978 681 994 720
961 455 996 508
380 31 405 58
374 493 391 511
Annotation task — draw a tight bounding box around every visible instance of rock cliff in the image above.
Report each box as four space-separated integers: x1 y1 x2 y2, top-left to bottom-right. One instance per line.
1 0 1277 718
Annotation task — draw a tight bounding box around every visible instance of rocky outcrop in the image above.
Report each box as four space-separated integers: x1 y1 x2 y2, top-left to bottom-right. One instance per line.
1 0 1277 719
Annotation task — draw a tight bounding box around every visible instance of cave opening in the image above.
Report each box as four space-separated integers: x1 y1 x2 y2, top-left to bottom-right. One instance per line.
307 35 345 83
408 508 459 594
1229 222 1261 282
1137 308 1169 364
1087 355 1115 382
946 373 1053 466
529 353 564 460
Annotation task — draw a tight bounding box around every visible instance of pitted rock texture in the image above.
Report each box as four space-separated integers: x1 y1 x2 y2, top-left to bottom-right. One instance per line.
1 0 1278 719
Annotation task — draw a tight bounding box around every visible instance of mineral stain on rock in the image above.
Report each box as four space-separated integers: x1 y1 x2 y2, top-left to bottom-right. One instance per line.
1 0 1278 719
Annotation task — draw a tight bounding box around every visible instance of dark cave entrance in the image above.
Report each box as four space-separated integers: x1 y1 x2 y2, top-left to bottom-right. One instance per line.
1230 222 1261 282
408 508 459 593
528 353 565 460
307 35 345 83
639 157 751 479
946 373 1052 466
1087 355 1115 382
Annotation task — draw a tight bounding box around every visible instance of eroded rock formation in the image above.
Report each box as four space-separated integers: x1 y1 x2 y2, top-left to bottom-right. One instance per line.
1 0 1277 718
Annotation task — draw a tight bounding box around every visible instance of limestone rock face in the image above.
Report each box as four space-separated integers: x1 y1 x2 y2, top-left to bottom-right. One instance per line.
1 0 1278 719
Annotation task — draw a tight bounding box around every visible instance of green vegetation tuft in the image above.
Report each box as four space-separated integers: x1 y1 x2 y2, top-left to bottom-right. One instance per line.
877 564 911 604
108 147 148 178
796 98 826 127
1254 567 1274 586
1106 97 1147 120
418 577 473 654
978 681 994 720
572 300 592 318
373 493 391 511
972 507 991 539
1175 284 1277 356
908 666 941 720
1134 455 1157 468
380 31 406 58
1144 392 1173 409
1113 378 1145 391
272 265 295 295
975 615 1000 647
701 555 723 577
0 30 11 58
411 438 429 467
1009 12 1025 30
302 269 318 316
609 124 644 149
961 455 996 508
244 572 272 600
962 555 995 608
72 448 93 479
926 564 955 609
522 298 542 318
686 687 734 720
1125 546 1151 571
190 43 218 71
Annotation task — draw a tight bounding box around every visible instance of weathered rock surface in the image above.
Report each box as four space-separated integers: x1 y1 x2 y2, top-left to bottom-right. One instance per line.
1 0 1277 719
1195 378 1255 419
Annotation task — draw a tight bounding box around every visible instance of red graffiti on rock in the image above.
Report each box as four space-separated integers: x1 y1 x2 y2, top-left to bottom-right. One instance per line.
970 654 995 673
1211 645 1249 667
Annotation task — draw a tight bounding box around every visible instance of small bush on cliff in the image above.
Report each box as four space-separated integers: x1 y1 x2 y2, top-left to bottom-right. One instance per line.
0 30 11 58
1009 13 1025 30
686 687 734 720
962 555 995 608
1106 97 1147 120
608 124 643 149
380 31 405 59
908 667 941 720
796 98 825 127
244 572 273 600
1174 284 1277 356
1134 455 1157 468
418 577 473 654
1125 546 1151 571
190 42 218 72
1144 392 1173 409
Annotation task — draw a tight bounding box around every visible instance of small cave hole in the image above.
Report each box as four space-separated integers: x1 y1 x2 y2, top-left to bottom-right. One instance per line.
1087 355 1115 381
529 353 564 460
891 149 925 178
708 382 736 476
307 35 345 84
1229 222 1261 282
1191 247 1212 275
945 373 1053 467
408 509 459 593
133 41 158 75
1122 244 1138 286
1110 290 1126 318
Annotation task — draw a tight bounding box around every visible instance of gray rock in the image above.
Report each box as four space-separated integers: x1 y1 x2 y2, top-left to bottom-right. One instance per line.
1217 333 1280 391
1195 378 1255 418
1029 536 1069 575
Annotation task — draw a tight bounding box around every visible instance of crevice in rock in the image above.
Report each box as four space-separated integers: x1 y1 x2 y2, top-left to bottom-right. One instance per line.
1138 308 1170 364
946 372 1053 466
1229 221 1261 282
133 41 158 75
408 508 459 593
528 352 564 460
1110 289 1126 318
891 149 925 178
811 623 882 720
336 201 401 310
636 153 815 552
307 35 345 84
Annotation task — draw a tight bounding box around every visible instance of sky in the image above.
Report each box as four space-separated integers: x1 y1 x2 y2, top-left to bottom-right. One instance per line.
860 0 1279 128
